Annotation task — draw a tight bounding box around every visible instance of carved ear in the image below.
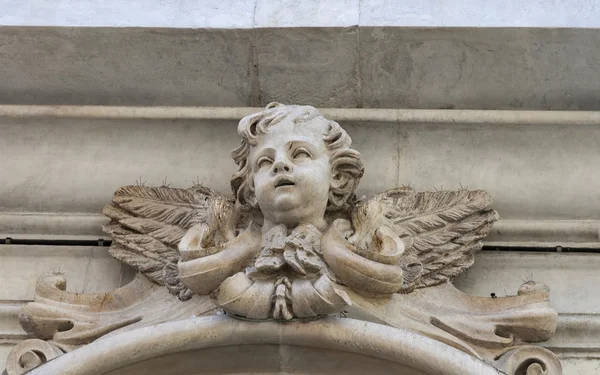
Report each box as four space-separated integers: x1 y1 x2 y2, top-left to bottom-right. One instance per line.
327 149 364 210
328 173 349 209
246 178 259 209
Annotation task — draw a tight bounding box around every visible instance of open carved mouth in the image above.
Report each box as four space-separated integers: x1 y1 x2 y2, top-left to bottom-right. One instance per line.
274 177 295 188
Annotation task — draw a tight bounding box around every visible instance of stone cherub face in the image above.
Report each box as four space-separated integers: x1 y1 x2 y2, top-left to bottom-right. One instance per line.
251 116 331 229
231 103 364 231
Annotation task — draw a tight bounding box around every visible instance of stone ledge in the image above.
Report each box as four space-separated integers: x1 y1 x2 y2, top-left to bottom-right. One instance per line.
3 105 600 125
2 213 599 248
545 314 600 359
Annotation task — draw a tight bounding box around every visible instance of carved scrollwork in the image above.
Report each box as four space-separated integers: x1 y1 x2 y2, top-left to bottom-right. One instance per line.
5 339 63 375
18 271 215 350
494 346 562 375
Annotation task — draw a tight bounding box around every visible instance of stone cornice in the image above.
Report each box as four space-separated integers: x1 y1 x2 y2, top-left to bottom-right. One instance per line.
2 105 600 126
543 314 600 359
2 213 598 248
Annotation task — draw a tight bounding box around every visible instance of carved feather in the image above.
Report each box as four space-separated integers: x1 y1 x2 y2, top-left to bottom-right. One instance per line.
102 185 236 300
112 186 212 230
350 187 498 292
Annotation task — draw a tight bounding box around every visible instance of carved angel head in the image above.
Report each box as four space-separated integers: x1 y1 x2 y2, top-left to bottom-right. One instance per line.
231 103 364 229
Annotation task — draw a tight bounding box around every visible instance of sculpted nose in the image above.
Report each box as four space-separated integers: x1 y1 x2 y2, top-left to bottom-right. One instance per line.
272 159 291 174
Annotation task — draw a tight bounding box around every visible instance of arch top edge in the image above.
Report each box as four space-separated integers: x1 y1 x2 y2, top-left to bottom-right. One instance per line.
28 316 503 375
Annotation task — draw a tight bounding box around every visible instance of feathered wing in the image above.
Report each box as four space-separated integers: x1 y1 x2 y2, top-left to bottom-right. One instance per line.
349 187 498 292
102 185 236 300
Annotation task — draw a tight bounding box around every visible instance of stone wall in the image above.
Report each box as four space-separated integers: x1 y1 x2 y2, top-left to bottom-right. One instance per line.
1 2 600 373
1 107 599 374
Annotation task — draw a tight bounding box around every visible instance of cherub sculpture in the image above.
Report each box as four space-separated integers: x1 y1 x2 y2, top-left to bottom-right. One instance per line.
104 103 499 320
13 103 562 374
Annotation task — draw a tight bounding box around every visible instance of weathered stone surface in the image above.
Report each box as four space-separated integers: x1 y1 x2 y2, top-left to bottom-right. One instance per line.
5 339 63 375
0 245 126 300
0 27 254 106
0 118 240 213
25 316 506 375
359 28 600 110
0 344 14 373
342 122 398 199
455 251 600 314
561 359 600 375
2 0 599 29
254 28 360 108
1 26 600 109
395 122 600 220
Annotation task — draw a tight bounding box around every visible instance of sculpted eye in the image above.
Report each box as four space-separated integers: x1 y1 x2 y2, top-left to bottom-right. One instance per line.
257 157 273 169
292 148 311 160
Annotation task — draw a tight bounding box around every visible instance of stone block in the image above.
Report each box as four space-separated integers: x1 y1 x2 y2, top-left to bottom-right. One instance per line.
0 118 241 213
395 122 600 220
0 302 26 339
0 27 253 106
359 27 600 110
254 28 360 108
84 248 128 294
342 122 398 199
0 344 14 373
561 358 600 374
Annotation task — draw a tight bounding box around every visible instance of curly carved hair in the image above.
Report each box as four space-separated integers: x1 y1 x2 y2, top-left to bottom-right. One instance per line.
231 103 364 211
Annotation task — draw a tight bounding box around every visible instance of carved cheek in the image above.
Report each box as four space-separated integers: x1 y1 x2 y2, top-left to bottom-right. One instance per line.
252 172 269 200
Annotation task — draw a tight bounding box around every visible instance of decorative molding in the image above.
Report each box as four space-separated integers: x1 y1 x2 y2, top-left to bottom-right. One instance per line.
0 302 28 341
3 302 597 360
2 213 598 249
1 105 600 126
0 213 107 240
543 314 600 360
24 316 507 375
5 339 63 375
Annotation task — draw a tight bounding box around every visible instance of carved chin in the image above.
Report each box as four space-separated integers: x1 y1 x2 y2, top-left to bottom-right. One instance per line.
271 208 304 226
264 189 302 211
